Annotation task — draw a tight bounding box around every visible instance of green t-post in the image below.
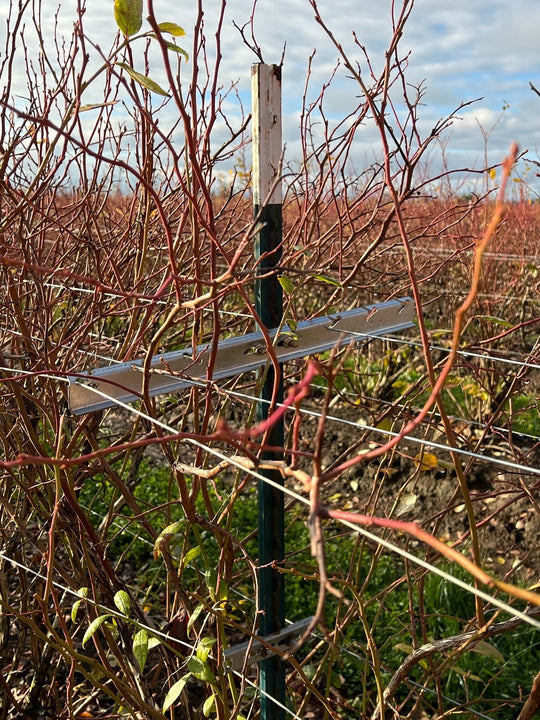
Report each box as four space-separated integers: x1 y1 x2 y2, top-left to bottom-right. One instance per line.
252 62 285 720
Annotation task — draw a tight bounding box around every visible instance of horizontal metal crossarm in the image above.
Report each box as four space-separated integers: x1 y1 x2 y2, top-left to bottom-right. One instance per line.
68 297 415 414
224 616 314 671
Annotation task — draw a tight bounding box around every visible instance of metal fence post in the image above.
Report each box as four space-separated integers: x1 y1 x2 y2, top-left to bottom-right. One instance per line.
252 62 285 720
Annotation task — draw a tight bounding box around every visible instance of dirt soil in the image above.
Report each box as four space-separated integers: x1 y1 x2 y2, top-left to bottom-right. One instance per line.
111 388 540 583
292 398 540 582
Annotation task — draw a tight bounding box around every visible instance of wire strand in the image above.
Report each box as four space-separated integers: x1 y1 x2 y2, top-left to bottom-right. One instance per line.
334 328 540 370
0 550 305 720
62 382 540 630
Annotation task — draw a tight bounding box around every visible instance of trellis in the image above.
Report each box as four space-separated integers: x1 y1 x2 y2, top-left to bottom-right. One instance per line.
67 63 417 719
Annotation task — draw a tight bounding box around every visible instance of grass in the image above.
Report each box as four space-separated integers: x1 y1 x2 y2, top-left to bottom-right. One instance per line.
507 393 540 437
310 346 540 445
81 460 540 719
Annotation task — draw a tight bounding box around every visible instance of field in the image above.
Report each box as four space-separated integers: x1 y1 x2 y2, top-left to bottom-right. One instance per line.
0 2 539 719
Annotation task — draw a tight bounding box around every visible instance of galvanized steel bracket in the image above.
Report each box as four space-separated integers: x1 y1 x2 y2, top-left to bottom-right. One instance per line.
68 297 415 414
224 616 314 671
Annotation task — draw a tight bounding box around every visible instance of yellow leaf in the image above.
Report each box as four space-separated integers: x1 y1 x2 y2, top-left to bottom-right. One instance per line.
158 22 186 37
414 452 438 472
470 640 504 663
450 664 483 682
395 642 414 654
114 0 142 36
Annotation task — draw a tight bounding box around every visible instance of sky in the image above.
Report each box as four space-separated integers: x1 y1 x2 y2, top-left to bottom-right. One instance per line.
2 0 540 194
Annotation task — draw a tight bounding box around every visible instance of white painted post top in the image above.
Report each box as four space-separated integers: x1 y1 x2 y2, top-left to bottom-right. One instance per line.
252 64 282 206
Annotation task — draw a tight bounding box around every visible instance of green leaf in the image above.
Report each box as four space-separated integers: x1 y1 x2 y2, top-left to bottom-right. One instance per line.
310 273 341 287
82 614 111 647
202 693 216 717
148 636 162 650
153 520 184 559
71 587 88 623
430 328 453 339
163 674 190 711
205 569 218 601
117 62 170 97
71 599 84 623
164 42 189 61
114 590 131 616
187 602 205 635
196 636 217 662
150 35 189 60
158 22 186 37
181 545 202 570
133 629 149 672
217 580 228 602
187 656 216 684
474 314 513 329
278 275 295 295
78 101 119 113
114 0 142 36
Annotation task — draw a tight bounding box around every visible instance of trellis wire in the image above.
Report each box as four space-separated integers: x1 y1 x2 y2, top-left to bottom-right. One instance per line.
426 291 540 304
0 345 536 481
2 287 538 368
2 311 538 371
0 552 305 720
71 506 515 720
340 389 540 442
1 354 536 476
335 643 506 720
19 279 258 319
88 369 540 477
196 379 540 476
7 538 509 720
3 373 538 717
382 248 539 263
339 328 540 370
2 296 537 713
55 381 540 630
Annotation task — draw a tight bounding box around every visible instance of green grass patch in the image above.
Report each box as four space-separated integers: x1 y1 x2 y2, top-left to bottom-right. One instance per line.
79 460 540 718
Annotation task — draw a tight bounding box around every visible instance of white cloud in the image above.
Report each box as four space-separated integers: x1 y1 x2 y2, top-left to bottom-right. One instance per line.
1 0 539 190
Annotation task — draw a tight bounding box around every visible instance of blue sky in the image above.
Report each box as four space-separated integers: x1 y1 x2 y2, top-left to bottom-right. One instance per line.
2 0 540 193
